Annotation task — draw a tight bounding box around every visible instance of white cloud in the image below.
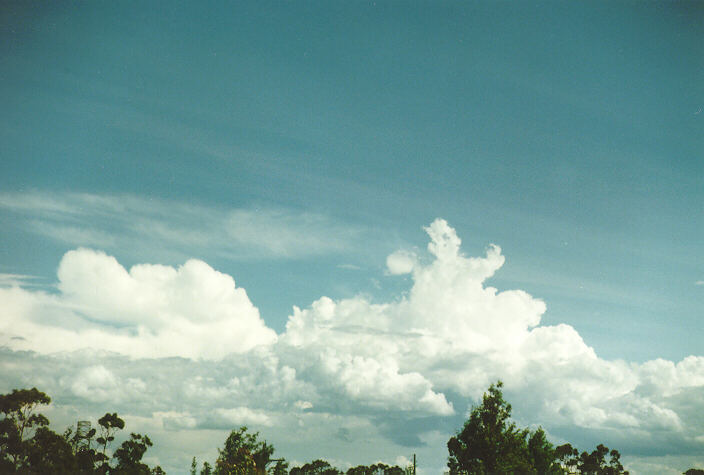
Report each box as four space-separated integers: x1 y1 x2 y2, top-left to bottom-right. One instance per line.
1 219 703 473
277 218 704 455
216 407 273 427
294 400 313 411
155 411 198 430
1 248 276 359
69 365 119 402
386 250 416 275
0 273 43 288
394 455 411 468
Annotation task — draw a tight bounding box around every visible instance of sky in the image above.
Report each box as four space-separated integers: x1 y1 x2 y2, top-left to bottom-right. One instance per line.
0 1 702 473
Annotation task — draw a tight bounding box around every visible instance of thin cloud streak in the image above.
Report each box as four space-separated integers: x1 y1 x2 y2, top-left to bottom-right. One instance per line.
0 273 45 288
0 191 363 260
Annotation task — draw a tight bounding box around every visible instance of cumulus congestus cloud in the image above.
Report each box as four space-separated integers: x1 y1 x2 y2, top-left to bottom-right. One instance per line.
1 248 277 359
1 219 703 471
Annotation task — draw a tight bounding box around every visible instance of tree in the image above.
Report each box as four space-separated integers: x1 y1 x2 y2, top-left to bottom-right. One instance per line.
556 443 628 475
290 459 343 475
527 428 561 474
25 425 78 473
447 381 533 474
214 426 275 475
96 412 125 472
448 382 630 475
1 388 163 474
64 422 99 472
269 459 289 475
579 444 626 475
556 443 580 473
685 470 704 475
346 463 406 474
0 387 51 470
112 432 155 474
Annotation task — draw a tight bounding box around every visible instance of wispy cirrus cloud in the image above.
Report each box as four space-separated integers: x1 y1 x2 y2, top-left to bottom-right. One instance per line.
0 273 44 288
0 191 362 260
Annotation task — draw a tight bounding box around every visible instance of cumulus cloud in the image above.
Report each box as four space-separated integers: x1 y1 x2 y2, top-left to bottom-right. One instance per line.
277 218 704 460
70 365 120 402
0 248 276 359
215 407 273 427
1 219 703 473
386 250 416 275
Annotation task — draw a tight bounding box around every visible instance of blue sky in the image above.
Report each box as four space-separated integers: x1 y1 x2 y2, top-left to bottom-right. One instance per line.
1 2 703 473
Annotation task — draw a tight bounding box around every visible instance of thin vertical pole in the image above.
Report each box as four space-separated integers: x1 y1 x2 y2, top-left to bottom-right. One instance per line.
413 453 416 475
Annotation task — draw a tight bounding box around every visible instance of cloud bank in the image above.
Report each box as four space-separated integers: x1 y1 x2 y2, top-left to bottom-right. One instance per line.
1 219 702 473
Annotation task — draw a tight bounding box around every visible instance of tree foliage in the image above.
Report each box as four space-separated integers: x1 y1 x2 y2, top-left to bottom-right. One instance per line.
96 412 126 471
555 442 628 475
289 459 343 475
270 460 289 475
447 381 545 474
0 387 163 474
447 381 628 475
214 426 275 475
112 432 154 474
3 383 638 475
345 462 406 474
0 387 51 470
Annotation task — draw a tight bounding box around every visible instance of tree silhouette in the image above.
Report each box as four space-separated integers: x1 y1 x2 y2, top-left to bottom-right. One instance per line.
290 459 343 475
346 462 406 474
270 459 289 475
556 442 628 474
0 388 163 474
0 387 51 470
447 381 628 474
447 381 536 474
96 412 125 472
214 426 275 474
527 428 560 474
201 461 213 475
25 426 78 472
112 432 155 474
